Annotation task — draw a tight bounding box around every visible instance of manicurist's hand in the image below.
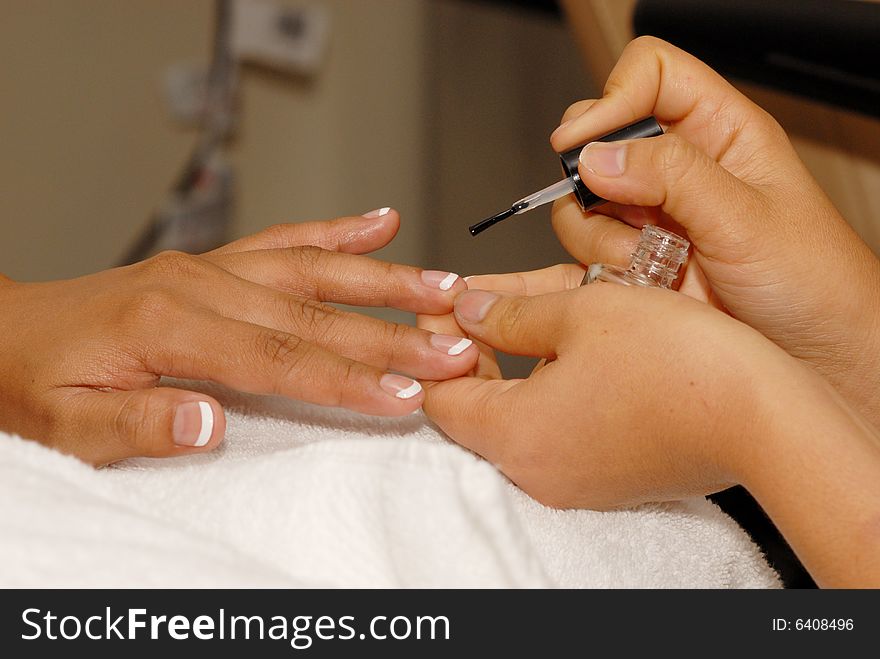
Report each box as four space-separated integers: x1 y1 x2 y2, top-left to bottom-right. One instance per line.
0 209 477 465
424 283 778 509
550 37 880 426
422 284 880 587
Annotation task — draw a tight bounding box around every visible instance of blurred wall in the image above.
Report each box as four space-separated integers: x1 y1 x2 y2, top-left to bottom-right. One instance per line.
0 1 213 281
0 0 433 281
425 0 585 278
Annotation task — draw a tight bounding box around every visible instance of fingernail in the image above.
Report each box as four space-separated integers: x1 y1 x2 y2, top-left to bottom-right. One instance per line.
363 207 391 218
430 334 474 356
579 142 626 177
421 270 460 291
455 290 499 324
173 401 214 447
380 374 423 400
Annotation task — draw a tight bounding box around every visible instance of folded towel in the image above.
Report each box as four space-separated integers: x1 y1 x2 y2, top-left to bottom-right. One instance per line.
0 383 780 588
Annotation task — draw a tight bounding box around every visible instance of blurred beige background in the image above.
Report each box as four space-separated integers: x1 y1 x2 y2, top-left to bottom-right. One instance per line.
2 0 878 289
0 0 581 283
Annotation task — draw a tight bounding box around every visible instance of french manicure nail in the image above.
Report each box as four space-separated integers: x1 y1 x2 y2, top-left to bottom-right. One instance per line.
173 401 214 447
455 290 499 324
363 207 391 218
579 141 626 177
430 334 474 356
380 374 423 400
421 270 460 291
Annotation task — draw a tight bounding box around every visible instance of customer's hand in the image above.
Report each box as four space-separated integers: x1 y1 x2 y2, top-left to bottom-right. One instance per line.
0 210 476 465
549 37 880 425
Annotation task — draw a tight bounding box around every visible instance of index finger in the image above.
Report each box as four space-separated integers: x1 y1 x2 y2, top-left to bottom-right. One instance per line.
550 36 760 160
208 210 400 256
207 246 465 314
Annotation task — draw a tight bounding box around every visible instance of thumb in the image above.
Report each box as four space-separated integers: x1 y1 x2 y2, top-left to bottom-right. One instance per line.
577 134 763 260
64 387 225 465
453 289 570 358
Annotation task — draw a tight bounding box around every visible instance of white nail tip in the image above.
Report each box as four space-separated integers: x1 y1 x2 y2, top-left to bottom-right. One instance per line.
194 401 214 447
378 206 391 216
447 338 473 356
395 380 423 400
438 272 459 291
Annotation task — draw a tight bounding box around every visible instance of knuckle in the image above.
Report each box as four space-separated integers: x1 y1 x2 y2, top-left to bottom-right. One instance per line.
550 263 581 290
293 244 327 271
627 34 667 56
113 394 158 452
259 223 298 248
261 331 311 389
379 321 409 369
654 134 698 188
590 225 615 263
141 250 205 280
125 288 181 326
494 297 529 346
289 246 333 296
561 100 591 124
289 297 338 338
334 360 360 408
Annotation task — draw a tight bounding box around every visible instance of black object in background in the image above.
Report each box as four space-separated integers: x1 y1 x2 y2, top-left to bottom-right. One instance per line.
709 487 816 589
461 0 562 16
634 0 880 119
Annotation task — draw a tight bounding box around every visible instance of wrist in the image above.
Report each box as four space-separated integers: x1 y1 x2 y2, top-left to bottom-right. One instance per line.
732 356 880 586
809 255 880 428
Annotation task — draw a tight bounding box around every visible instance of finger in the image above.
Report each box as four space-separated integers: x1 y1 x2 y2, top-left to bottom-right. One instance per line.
464 263 586 296
550 196 650 267
559 98 598 125
207 245 465 314
148 312 426 416
575 133 763 257
550 36 760 158
416 311 464 336
208 209 400 256
416 312 502 380
598 202 665 229
139 254 476 381
453 290 571 358
422 377 520 464
56 387 225 465
229 295 477 381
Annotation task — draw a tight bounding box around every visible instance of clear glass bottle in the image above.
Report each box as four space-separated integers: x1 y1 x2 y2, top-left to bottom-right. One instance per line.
582 225 690 289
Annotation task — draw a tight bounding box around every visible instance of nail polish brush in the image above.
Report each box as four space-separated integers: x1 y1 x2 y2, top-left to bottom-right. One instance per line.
469 116 663 236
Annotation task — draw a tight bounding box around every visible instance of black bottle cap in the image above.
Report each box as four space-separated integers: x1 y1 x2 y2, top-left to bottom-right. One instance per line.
559 116 664 211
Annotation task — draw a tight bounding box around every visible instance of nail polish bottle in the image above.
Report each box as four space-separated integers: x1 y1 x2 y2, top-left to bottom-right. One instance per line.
582 225 690 288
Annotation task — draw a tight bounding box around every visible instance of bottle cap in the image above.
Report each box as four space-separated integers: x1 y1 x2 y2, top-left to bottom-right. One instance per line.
559 116 664 210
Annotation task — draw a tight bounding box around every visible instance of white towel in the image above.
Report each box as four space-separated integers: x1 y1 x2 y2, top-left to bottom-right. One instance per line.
0 383 780 588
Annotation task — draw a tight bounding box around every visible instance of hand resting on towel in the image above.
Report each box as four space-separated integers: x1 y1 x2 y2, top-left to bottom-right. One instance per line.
0 210 477 465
